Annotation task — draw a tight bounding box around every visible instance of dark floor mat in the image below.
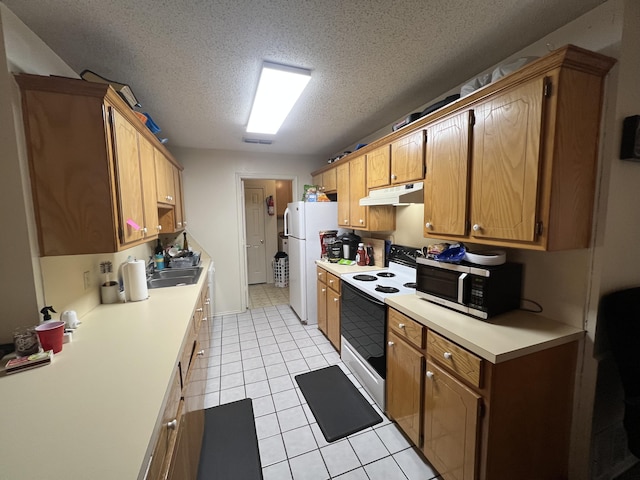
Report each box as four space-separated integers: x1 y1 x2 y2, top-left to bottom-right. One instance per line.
295 365 382 442
197 398 262 480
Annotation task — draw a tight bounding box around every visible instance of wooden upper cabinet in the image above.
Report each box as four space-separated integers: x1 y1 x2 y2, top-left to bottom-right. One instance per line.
337 162 351 227
15 73 182 255
424 111 472 238
391 130 425 184
470 78 544 243
155 150 176 205
139 134 160 237
111 108 146 245
366 145 391 189
313 168 338 193
349 156 367 229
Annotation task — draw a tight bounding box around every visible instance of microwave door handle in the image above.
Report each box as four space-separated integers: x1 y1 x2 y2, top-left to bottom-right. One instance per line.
458 273 468 304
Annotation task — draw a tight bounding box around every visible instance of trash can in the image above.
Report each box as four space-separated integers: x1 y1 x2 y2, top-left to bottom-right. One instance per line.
273 252 289 288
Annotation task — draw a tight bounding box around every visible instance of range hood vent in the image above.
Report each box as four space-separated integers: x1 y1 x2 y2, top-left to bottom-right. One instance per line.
359 182 424 206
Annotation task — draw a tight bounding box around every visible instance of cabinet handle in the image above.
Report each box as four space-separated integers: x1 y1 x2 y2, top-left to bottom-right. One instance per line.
205 298 211 305
391 174 397 180
426 371 434 379
359 219 364 224
167 419 177 430
157 225 162 231
202 316 208 321
443 352 452 359
329 279 334 285
425 222 432 229
196 307 203 312
333 298 338 302
197 350 205 356
344 219 349 224
472 223 482 232
177 222 182 227
398 323 405 329
388 341 394 346
322 288 326 293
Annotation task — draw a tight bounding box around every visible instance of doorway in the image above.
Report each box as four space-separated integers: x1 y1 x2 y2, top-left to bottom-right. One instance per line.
240 177 294 309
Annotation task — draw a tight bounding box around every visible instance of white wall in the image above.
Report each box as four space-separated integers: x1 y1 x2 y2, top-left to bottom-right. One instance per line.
173 147 321 315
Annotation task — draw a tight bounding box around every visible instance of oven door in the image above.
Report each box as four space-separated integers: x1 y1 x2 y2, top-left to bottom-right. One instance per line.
340 281 387 379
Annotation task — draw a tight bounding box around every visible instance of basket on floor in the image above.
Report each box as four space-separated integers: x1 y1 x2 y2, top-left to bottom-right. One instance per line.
273 255 289 288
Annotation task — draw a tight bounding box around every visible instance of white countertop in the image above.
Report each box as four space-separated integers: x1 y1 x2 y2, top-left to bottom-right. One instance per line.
0 258 211 480
386 294 584 363
315 259 383 276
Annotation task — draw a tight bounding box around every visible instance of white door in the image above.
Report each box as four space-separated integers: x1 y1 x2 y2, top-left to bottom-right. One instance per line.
245 187 267 284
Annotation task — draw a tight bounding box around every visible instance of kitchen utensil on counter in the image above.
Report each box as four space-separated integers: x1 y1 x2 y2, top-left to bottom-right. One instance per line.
328 241 342 263
13 326 40 357
464 250 506 266
101 282 120 304
35 321 64 354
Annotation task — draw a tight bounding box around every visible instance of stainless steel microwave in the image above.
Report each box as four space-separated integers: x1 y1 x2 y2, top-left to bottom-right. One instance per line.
416 258 523 319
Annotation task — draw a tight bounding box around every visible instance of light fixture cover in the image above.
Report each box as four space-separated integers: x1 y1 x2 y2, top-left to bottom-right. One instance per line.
246 62 311 135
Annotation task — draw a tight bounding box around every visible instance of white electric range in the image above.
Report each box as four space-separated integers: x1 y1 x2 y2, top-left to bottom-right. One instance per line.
339 245 419 409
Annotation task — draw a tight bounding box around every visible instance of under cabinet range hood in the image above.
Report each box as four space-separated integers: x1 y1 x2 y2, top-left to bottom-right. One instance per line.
359 182 424 206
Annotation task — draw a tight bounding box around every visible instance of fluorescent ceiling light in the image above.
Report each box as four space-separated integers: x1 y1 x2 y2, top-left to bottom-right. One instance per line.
246 62 311 135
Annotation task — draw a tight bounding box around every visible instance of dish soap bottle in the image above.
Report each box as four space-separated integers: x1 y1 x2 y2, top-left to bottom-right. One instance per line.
40 306 57 324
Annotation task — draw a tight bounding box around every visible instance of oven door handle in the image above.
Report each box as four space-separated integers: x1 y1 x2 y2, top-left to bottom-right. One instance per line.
344 282 386 307
457 273 467 304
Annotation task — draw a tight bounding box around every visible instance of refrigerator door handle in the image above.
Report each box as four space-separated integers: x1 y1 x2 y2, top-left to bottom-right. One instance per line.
283 207 290 236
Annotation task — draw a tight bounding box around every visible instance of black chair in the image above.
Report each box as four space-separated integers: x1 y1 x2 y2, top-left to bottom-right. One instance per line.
600 287 640 458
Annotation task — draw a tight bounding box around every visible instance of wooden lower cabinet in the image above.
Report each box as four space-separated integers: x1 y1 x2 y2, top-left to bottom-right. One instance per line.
386 330 424 446
147 283 209 480
386 307 578 480
423 360 481 480
316 266 340 351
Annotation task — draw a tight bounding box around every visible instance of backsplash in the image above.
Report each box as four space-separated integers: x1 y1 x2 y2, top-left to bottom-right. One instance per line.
39 242 153 321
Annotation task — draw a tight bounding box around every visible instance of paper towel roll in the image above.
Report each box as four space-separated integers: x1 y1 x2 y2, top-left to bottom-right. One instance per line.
124 259 148 302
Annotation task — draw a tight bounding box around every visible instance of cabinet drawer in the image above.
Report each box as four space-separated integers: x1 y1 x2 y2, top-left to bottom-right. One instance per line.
317 266 326 284
326 272 340 293
427 330 482 388
146 368 182 480
388 308 425 349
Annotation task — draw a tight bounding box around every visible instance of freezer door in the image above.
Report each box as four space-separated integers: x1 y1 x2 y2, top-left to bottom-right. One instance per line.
288 236 306 322
287 201 306 240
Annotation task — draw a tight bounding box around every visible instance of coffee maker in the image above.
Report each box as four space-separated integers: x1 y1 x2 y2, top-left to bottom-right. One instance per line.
338 232 361 261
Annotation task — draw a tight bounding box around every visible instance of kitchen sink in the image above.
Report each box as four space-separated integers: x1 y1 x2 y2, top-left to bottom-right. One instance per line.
147 267 202 288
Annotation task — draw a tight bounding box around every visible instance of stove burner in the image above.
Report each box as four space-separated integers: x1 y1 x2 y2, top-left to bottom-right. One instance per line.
375 285 400 293
377 272 396 278
403 282 417 289
353 274 377 282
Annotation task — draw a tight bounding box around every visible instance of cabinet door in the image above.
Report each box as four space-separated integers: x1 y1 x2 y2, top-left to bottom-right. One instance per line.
327 288 340 351
367 145 391 188
471 78 545 242
173 167 185 230
391 130 425 184
317 276 327 336
387 331 424 446
423 360 480 480
111 108 145 245
139 134 160 238
349 156 367 229
337 162 350 227
424 111 471 238
323 168 337 192
155 150 176 205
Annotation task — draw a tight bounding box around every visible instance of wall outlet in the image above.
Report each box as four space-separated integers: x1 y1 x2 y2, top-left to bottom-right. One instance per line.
83 271 90 290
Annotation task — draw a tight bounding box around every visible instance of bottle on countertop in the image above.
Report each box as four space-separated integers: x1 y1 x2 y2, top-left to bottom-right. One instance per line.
154 238 164 255
154 238 165 270
183 232 189 251
366 244 374 266
356 243 366 266
40 306 57 324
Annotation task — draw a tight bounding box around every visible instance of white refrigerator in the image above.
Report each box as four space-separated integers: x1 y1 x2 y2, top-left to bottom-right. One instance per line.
284 201 339 324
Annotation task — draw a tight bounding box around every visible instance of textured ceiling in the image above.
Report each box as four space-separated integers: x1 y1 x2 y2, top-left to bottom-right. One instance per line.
4 0 605 158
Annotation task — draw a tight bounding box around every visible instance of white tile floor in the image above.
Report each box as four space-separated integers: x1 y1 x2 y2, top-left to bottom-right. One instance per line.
203 305 441 480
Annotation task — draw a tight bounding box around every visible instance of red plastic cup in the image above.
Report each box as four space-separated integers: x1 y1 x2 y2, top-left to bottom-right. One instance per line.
35 321 65 354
